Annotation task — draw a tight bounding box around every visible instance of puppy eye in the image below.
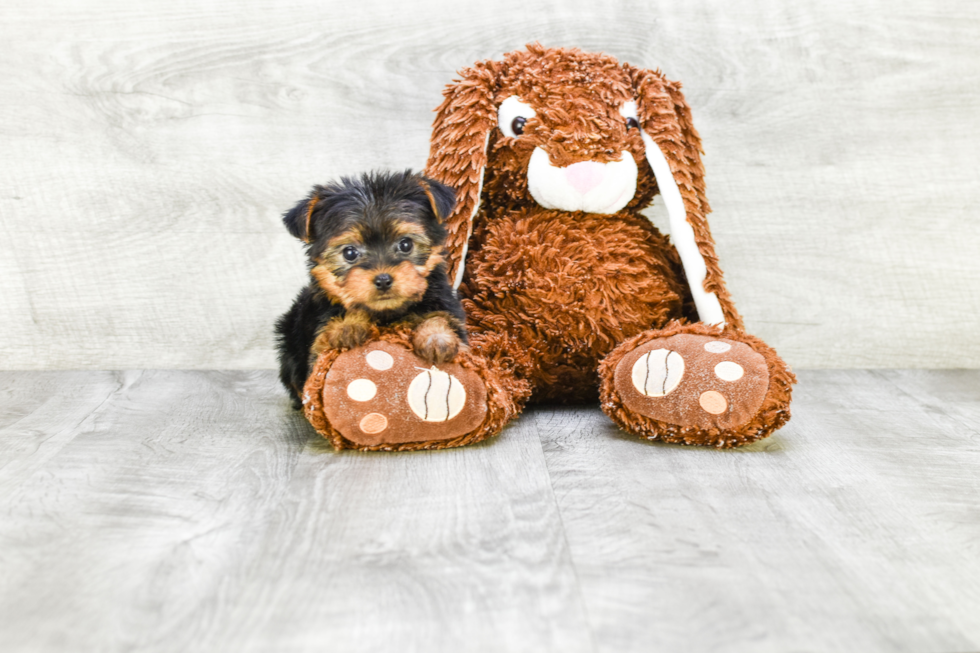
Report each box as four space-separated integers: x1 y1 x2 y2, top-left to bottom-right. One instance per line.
342 246 359 262
626 117 639 130
498 96 536 138
397 237 414 254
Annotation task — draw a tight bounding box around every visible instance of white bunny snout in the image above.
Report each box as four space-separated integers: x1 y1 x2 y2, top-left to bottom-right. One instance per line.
526 148 638 214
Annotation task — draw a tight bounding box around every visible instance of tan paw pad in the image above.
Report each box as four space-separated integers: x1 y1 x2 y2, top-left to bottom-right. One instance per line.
322 342 488 447
359 413 388 434
698 391 728 415
615 334 769 430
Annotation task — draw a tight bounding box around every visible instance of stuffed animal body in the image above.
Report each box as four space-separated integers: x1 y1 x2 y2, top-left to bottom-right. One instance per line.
454 54 700 402
301 44 795 450
424 44 795 444
461 207 689 402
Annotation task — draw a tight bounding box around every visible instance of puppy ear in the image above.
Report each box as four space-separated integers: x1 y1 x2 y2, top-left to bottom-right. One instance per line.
627 65 741 329
282 189 322 243
424 59 500 288
417 176 457 223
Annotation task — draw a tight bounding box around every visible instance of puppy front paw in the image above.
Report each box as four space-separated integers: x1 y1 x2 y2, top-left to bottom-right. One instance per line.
314 311 377 355
412 316 462 364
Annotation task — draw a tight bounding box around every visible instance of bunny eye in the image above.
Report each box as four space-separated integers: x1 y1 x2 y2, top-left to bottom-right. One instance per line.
498 96 536 138
620 100 640 130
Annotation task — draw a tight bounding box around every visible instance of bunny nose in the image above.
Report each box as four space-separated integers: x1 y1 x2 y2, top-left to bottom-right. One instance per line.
564 161 605 195
374 273 393 291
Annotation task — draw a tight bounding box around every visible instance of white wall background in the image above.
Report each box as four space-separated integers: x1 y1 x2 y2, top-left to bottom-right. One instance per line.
1 0 978 370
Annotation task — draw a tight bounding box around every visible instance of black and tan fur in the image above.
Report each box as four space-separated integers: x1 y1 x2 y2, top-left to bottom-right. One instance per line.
275 170 467 408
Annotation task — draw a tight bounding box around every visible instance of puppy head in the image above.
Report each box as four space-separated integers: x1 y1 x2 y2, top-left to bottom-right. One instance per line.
283 170 455 315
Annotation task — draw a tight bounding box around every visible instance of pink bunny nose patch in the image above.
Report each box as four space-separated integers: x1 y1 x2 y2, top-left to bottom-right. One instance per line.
564 160 605 195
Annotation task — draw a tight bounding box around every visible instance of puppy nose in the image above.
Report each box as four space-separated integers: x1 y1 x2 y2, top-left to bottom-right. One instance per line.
374 273 393 291
564 160 605 195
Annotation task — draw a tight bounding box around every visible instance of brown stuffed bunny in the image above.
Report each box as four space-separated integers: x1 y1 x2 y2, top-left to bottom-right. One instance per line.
302 44 794 449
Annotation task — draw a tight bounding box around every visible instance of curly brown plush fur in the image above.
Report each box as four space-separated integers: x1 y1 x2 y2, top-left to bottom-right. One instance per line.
424 44 795 445
462 210 688 402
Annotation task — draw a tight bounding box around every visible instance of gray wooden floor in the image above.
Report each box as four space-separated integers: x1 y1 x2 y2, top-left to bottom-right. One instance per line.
1 370 978 653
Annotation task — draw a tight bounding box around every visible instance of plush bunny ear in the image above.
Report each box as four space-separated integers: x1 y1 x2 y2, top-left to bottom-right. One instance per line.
627 66 743 329
282 188 323 243
424 60 500 289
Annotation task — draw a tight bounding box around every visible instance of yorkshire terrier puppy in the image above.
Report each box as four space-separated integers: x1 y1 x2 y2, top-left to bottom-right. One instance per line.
275 170 467 409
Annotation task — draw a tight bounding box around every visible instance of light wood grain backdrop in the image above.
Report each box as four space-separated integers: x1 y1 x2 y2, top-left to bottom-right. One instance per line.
1 0 978 369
